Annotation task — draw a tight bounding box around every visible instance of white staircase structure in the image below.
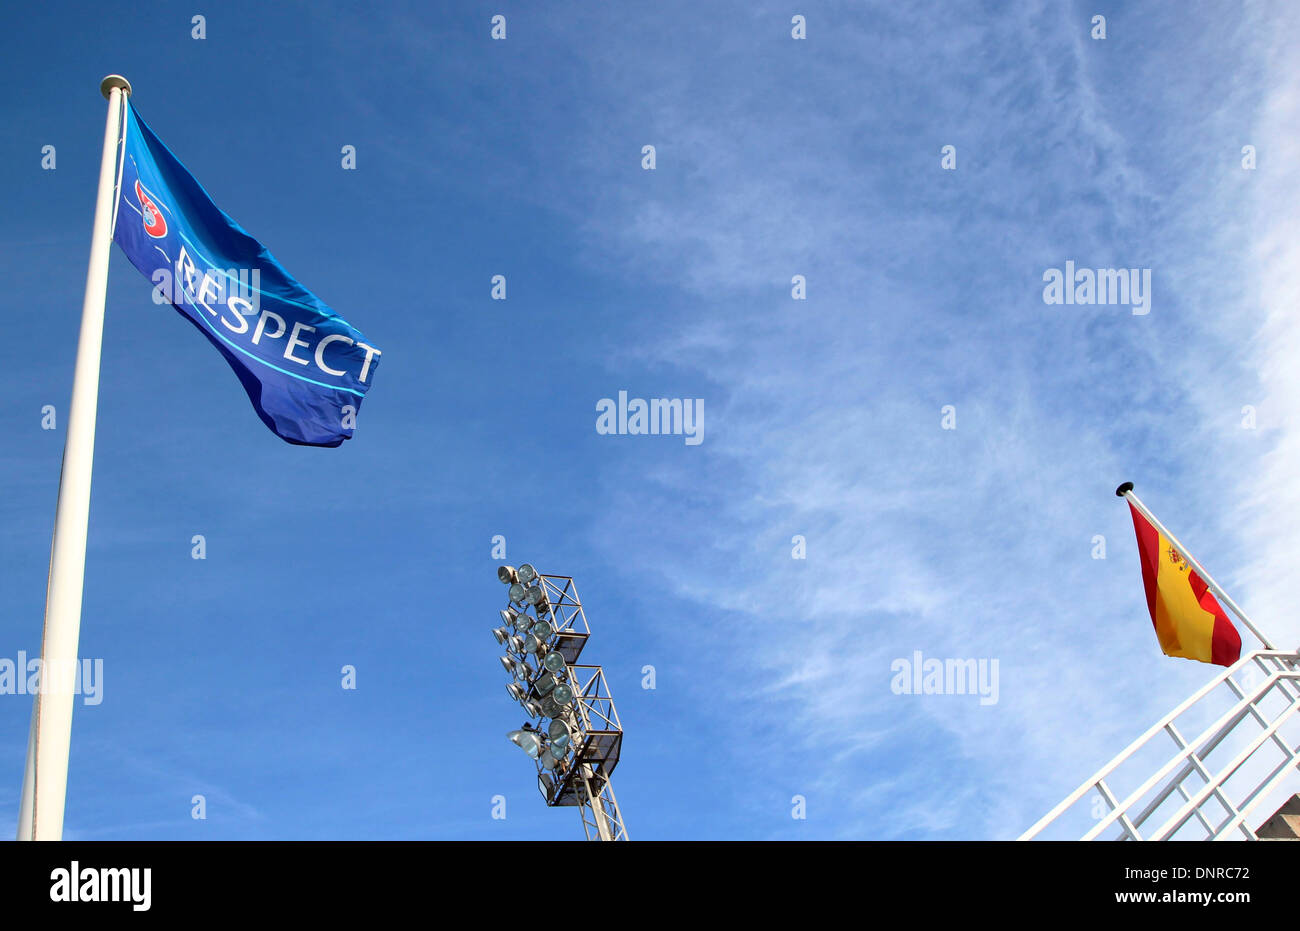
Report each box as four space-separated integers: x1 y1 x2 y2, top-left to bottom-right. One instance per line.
1020 649 1300 841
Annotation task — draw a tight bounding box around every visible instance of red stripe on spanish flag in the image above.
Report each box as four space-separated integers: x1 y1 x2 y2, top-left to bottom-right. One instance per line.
1127 503 1241 667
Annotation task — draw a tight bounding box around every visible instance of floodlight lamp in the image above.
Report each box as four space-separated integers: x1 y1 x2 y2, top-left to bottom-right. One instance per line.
500 607 518 626
506 682 527 702
542 651 564 673
498 566 518 584
523 699 543 718
518 564 537 584
508 582 526 604
548 723 571 751
523 635 543 654
534 673 557 696
508 635 526 654
552 683 574 707
508 728 542 759
492 627 510 644
498 655 515 674
538 773 555 801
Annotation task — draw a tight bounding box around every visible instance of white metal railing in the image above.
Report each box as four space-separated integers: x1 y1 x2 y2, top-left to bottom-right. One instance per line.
1020 650 1300 840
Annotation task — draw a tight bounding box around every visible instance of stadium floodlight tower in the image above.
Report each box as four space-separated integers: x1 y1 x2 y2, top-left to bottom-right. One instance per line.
494 563 628 841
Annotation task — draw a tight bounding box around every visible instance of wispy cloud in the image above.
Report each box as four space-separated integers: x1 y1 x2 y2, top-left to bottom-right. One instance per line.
541 2 1300 837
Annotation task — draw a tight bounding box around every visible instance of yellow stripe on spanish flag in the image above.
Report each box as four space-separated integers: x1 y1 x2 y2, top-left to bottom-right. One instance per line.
1127 503 1241 667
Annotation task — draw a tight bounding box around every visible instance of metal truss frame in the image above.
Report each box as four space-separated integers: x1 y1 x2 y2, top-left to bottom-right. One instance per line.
515 573 628 840
1020 649 1300 841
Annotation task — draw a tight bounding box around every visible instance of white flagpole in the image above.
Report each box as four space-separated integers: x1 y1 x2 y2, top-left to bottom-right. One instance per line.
16 75 131 842
1116 481 1278 652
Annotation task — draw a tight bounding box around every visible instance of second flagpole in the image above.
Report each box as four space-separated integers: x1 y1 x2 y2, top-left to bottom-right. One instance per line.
1116 481 1278 652
16 74 130 842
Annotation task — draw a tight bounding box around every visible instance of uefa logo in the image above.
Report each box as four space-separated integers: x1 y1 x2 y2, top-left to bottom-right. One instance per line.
133 179 167 238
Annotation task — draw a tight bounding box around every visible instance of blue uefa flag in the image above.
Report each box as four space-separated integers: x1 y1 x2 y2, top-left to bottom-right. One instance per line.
112 103 380 447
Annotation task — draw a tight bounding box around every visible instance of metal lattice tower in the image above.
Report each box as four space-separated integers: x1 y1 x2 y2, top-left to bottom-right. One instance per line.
495 570 627 841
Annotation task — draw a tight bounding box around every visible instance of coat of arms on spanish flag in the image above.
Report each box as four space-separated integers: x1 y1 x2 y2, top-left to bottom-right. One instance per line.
1127 503 1242 667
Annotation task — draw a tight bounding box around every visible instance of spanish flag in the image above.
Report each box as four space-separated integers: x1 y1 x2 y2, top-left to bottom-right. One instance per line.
1127 503 1241 666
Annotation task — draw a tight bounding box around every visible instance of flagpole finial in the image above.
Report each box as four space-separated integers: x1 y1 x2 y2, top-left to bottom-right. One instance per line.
1115 481 1134 497
100 75 131 99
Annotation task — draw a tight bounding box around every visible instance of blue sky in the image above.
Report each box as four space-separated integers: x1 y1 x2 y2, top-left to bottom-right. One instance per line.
1 0 1298 840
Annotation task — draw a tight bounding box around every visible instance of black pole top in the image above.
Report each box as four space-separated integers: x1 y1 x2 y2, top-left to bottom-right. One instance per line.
1115 481 1134 497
